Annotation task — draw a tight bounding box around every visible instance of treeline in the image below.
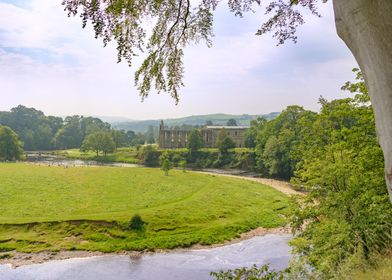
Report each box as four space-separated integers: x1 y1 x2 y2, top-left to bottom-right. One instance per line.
0 105 148 151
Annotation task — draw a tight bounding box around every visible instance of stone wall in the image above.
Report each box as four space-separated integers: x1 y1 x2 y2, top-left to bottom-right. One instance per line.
158 121 248 149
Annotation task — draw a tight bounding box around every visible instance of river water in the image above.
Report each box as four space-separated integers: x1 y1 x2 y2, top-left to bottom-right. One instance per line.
25 153 140 168
0 234 291 280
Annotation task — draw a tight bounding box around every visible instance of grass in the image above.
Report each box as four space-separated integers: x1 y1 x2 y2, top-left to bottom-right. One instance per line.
0 163 292 253
355 258 392 280
340 250 392 280
54 147 140 164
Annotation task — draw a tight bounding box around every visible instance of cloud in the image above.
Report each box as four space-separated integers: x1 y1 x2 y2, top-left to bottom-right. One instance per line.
0 0 358 119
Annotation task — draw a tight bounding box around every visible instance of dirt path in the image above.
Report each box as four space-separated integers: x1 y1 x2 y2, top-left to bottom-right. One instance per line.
195 171 303 195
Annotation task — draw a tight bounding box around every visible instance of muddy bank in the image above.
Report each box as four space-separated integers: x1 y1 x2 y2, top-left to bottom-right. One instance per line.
0 226 290 268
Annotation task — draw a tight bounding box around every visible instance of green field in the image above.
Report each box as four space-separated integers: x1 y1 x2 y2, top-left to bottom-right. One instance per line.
0 163 291 253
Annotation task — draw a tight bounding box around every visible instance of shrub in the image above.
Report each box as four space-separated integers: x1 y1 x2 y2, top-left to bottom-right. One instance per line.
128 214 145 230
141 145 160 167
179 160 187 172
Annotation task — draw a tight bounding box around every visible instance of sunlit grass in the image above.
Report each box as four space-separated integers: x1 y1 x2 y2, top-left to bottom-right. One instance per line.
0 163 292 253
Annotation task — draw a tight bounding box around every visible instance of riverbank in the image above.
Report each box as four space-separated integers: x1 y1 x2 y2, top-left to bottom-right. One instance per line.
0 226 291 268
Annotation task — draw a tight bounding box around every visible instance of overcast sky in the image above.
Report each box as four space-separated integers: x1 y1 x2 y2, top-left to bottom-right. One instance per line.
0 0 357 120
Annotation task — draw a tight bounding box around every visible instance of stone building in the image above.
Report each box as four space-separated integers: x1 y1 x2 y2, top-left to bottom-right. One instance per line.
158 121 249 149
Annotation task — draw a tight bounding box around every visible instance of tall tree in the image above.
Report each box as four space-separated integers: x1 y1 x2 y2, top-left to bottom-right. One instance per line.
53 116 83 149
216 129 236 154
187 129 204 154
62 0 392 200
81 130 115 156
54 116 111 149
0 126 24 161
111 129 128 149
244 117 267 148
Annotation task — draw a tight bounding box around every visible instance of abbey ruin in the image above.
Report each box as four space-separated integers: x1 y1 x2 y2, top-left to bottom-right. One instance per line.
158 121 249 149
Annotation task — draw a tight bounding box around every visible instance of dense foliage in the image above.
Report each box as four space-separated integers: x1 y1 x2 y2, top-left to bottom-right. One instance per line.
0 105 62 150
0 105 149 151
289 70 392 278
210 70 392 278
0 126 24 161
211 264 286 280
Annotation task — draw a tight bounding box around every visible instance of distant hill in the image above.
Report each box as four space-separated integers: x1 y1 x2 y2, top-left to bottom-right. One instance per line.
111 112 280 133
94 116 134 123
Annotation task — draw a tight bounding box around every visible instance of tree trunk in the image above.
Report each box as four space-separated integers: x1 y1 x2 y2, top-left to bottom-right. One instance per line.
333 0 392 201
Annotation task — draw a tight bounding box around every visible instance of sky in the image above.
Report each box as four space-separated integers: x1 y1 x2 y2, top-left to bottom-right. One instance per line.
0 0 358 120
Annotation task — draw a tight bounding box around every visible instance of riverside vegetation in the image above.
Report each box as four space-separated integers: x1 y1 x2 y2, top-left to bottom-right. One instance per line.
0 164 291 254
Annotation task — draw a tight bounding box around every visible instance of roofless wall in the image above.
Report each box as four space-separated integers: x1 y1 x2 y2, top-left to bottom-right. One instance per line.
158 121 249 149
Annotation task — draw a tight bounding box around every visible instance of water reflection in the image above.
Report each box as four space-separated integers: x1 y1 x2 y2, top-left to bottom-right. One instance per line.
26 152 139 168
0 234 291 280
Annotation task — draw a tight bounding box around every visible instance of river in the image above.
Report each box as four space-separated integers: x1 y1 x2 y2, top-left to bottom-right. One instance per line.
0 234 291 280
25 152 140 168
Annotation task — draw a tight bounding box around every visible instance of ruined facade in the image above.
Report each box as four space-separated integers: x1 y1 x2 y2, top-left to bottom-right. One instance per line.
158 121 249 149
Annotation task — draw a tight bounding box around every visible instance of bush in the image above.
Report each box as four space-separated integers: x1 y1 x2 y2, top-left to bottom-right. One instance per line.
128 214 145 230
210 264 287 280
140 145 160 167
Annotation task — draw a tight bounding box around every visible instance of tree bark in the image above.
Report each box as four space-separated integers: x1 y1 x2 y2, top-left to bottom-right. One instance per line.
333 0 392 201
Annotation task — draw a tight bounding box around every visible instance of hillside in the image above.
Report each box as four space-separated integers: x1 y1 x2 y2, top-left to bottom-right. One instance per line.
112 112 280 133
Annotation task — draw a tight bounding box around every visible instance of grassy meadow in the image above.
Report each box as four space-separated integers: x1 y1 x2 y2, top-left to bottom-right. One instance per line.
0 163 292 254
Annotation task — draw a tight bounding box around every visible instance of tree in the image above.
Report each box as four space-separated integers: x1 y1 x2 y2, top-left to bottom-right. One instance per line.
0 126 24 161
81 131 115 156
255 106 317 179
216 129 236 154
244 117 267 148
142 145 160 167
62 0 392 201
226 119 237 126
187 129 204 154
160 153 173 175
0 105 60 150
53 116 83 149
290 78 392 277
111 129 127 150
54 116 110 150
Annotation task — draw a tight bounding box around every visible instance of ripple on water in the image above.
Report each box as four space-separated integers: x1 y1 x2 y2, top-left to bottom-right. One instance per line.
0 234 292 280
